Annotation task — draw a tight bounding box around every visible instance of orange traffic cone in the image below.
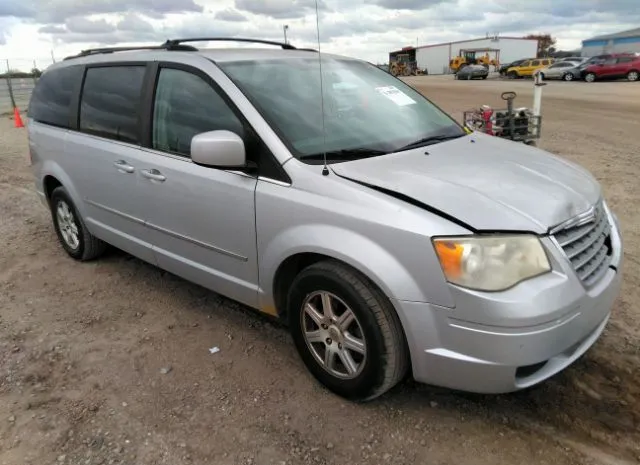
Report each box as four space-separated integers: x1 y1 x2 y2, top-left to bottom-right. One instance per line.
13 107 24 128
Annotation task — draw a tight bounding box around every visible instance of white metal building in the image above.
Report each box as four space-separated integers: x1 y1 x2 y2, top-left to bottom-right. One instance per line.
395 36 538 75
581 27 640 57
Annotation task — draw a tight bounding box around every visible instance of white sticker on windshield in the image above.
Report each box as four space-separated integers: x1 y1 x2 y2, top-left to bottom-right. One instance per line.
375 86 416 106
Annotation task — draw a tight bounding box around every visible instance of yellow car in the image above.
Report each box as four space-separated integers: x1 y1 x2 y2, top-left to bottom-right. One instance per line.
506 58 555 78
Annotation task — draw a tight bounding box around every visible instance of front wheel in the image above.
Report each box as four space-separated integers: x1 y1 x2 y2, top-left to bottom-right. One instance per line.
584 72 596 83
507 71 518 79
628 70 639 82
288 260 409 401
563 72 574 81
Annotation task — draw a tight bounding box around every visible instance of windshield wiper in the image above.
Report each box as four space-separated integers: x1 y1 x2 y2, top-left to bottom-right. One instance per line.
395 133 465 152
300 148 389 161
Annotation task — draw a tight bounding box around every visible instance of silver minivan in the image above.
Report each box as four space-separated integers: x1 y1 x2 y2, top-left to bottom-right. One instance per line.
27 39 623 401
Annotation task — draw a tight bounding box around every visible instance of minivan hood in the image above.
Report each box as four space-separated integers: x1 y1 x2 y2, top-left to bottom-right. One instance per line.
331 133 601 233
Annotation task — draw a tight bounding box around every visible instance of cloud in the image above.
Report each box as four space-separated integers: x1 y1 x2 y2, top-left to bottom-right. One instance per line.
39 24 67 34
0 0 203 24
215 8 248 22
235 0 329 19
66 16 115 34
2 0 640 68
0 1 35 18
117 13 155 32
366 0 449 9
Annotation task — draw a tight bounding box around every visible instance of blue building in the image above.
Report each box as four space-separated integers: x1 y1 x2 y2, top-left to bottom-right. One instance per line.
582 27 640 57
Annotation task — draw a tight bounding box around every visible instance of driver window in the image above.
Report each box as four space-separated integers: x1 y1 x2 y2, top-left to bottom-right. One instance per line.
152 67 244 158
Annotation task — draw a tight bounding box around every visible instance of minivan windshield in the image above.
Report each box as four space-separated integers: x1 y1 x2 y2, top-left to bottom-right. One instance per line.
218 57 466 163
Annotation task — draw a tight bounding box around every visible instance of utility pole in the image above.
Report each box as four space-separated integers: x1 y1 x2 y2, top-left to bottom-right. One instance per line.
283 25 289 44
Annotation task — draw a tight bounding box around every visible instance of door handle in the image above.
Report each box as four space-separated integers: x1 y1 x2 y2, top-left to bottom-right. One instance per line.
114 160 135 173
141 169 166 182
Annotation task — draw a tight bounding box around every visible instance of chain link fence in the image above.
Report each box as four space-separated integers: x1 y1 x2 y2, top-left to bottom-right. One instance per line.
1 58 55 115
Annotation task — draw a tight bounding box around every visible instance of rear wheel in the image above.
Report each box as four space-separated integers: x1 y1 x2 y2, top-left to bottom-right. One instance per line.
563 73 574 81
539 72 545 80
628 70 639 82
584 72 596 83
50 187 106 261
288 260 408 401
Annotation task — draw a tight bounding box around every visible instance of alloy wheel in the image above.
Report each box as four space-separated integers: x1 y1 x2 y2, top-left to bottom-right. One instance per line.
56 200 80 250
301 291 367 379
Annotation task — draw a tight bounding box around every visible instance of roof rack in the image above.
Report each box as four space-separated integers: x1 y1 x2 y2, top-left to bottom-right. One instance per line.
163 37 297 50
62 37 301 61
62 44 199 60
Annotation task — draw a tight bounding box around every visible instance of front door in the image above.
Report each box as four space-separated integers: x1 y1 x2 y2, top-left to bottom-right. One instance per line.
66 64 156 263
141 64 259 308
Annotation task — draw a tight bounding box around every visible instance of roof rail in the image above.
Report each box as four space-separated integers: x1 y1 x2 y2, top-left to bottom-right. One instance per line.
62 43 198 60
163 37 297 50
61 37 301 61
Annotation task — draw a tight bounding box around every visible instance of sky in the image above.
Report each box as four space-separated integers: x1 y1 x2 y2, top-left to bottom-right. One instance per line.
0 0 638 71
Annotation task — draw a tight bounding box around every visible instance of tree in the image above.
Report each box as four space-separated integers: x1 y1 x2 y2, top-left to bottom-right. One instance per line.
525 34 558 58
31 68 42 77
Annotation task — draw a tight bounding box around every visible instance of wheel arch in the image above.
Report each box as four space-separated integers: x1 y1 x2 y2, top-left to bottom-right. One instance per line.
262 226 437 321
40 161 86 216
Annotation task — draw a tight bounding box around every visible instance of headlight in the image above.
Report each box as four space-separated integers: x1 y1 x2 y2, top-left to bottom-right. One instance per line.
432 235 551 291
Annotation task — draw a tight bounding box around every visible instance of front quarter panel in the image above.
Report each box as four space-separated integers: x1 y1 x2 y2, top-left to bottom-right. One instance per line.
256 161 472 315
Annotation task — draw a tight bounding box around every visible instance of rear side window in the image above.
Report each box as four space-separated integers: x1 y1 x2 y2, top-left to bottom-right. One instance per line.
79 66 146 144
28 66 82 128
152 67 244 157
617 57 633 63
531 60 540 66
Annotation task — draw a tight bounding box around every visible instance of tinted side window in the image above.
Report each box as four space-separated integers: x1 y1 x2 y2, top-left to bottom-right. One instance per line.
28 66 82 128
79 66 146 144
152 67 244 157
617 57 633 63
531 60 540 66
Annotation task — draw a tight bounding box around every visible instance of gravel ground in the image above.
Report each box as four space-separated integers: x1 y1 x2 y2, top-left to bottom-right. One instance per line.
1 77 639 465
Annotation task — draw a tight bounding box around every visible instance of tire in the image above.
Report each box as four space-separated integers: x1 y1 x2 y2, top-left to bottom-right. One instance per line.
584 72 596 83
563 73 574 81
539 73 545 80
627 70 639 82
287 260 409 402
481 75 488 79
508 71 518 79
50 186 106 261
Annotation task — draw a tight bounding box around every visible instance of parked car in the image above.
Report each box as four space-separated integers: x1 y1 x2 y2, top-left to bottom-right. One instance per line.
582 54 640 82
498 58 530 76
538 61 584 81
454 64 489 80
559 57 587 64
506 58 555 78
27 39 623 401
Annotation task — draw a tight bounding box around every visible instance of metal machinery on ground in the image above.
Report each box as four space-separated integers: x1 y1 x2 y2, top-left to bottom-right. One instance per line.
463 73 546 145
389 47 426 77
450 48 500 74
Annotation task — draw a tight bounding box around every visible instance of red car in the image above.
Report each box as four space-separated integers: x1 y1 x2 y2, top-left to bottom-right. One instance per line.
582 53 640 82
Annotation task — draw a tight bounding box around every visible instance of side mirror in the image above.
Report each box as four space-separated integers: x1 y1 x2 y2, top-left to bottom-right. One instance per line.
190 130 246 168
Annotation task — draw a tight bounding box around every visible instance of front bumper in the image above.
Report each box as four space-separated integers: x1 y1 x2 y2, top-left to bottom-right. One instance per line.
396 210 623 394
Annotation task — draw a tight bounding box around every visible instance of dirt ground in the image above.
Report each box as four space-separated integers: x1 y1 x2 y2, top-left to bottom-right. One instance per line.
1 77 639 465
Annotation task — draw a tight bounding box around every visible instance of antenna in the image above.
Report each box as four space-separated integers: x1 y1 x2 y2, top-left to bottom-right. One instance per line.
314 0 329 176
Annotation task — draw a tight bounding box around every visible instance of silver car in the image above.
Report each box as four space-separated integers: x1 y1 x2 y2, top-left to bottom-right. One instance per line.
539 60 585 81
27 39 623 401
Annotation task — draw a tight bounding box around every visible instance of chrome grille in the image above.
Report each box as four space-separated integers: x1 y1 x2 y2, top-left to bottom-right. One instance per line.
553 202 612 287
